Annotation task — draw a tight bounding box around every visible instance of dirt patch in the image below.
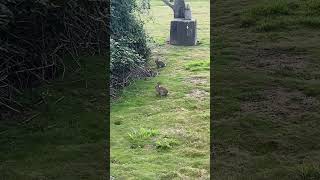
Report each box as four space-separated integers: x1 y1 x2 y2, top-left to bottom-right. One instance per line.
185 76 208 85
241 88 320 120
187 89 209 100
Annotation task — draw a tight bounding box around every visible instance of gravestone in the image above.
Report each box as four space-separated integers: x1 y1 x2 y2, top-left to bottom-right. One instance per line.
162 0 197 46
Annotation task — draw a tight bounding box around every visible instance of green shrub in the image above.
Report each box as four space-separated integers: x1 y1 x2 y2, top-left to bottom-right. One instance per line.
111 0 150 60
110 0 151 95
110 38 144 73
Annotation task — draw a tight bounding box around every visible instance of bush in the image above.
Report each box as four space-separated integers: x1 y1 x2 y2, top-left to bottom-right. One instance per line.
110 0 152 97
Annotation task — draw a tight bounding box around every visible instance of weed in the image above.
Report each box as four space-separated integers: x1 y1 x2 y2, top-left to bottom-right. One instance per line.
128 128 159 148
155 137 179 150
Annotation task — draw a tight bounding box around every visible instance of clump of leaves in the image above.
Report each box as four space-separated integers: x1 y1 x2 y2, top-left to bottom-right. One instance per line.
155 137 179 151
110 38 145 73
128 128 159 148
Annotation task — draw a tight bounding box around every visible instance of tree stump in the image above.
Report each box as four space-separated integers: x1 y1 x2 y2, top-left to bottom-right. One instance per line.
170 19 197 46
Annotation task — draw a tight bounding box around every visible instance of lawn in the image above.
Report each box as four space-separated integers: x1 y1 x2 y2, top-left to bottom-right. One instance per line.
213 0 320 179
110 0 210 179
0 56 107 180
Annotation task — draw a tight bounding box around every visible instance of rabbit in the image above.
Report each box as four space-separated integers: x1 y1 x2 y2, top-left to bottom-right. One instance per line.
155 58 166 68
155 82 168 97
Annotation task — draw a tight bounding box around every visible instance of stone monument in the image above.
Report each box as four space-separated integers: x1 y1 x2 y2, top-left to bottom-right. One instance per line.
162 0 197 46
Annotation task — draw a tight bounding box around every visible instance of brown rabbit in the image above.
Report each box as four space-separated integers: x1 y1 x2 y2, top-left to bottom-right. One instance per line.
155 82 168 97
155 58 166 68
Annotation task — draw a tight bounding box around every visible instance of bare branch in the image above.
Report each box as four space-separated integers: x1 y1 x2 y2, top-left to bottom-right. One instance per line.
161 0 174 9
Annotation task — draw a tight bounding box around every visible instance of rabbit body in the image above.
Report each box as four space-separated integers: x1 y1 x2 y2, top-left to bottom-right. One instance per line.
155 58 166 68
155 83 168 97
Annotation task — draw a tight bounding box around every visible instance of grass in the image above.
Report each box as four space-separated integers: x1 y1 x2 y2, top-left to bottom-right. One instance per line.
110 0 210 179
213 0 320 179
128 128 159 148
0 56 107 179
185 60 210 72
240 0 320 31
155 137 179 151
293 164 320 180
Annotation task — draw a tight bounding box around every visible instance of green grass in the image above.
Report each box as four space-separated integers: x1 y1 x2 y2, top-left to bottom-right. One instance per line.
0 56 107 180
110 0 210 179
213 0 320 179
240 0 320 31
292 164 320 180
185 60 210 72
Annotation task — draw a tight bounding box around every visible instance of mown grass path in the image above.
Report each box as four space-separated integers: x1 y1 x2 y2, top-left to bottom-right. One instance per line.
110 0 210 179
